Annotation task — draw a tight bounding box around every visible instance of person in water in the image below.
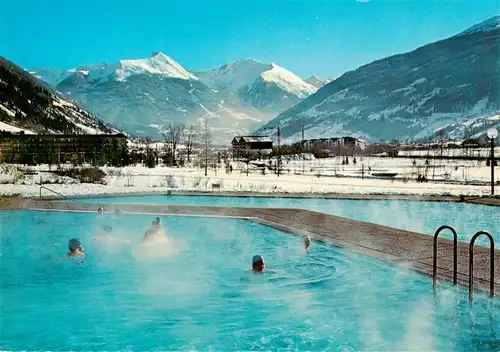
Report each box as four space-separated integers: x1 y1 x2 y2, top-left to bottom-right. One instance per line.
142 217 167 243
101 224 113 234
97 207 104 216
252 254 265 272
66 238 85 258
304 235 311 252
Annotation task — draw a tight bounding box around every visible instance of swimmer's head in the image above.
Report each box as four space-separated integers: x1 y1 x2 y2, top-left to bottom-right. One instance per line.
153 217 161 228
97 207 104 215
304 235 311 249
252 254 265 272
102 225 113 233
68 238 83 253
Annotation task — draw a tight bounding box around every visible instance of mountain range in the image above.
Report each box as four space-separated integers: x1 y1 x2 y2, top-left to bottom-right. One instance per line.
7 15 500 144
30 54 323 143
256 16 500 143
0 56 119 135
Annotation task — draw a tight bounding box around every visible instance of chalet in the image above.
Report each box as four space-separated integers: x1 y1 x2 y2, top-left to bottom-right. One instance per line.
232 136 273 158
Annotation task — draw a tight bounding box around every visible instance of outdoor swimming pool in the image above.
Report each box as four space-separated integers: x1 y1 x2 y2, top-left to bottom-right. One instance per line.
1 210 498 350
71 195 499 245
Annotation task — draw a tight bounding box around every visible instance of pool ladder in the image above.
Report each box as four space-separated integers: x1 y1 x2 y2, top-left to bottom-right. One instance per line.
432 225 495 301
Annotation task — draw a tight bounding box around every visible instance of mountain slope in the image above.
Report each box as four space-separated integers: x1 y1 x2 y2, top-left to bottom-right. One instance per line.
0 56 120 135
196 60 317 112
256 16 500 143
60 72 270 142
195 59 270 94
305 75 333 89
32 53 273 143
28 67 70 87
429 114 500 141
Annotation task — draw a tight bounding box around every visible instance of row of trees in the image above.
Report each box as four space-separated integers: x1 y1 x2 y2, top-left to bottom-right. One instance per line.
156 117 212 175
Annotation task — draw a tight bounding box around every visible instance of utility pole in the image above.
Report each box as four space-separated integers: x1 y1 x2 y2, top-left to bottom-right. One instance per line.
301 124 305 175
277 126 281 177
492 138 494 195
487 128 498 195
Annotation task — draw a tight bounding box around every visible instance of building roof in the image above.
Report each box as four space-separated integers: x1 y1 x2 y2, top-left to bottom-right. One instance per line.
233 136 273 143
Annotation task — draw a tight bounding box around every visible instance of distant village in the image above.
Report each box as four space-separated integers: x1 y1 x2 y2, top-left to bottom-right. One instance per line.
0 128 496 168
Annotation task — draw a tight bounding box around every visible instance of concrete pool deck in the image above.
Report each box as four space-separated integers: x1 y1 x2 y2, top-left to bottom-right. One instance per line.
1 196 498 296
33 190 500 207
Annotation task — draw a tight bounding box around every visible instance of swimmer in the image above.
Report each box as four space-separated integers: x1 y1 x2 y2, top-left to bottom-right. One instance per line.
304 235 311 252
66 238 85 258
142 217 167 244
251 254 265 273
101 224 113 234
97 207 104 217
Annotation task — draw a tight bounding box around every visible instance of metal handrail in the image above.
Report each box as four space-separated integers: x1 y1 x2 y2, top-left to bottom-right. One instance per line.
469 231 495 301
39 186 71 201
433 225 458 290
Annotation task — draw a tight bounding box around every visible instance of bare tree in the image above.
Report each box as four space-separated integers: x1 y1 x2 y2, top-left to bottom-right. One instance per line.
161 122 185 166
201 115 212 176
184 125 197 162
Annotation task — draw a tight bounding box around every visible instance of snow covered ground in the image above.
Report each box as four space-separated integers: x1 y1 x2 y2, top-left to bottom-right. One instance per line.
0 121 36 134
399 146 500 158
0 154 497 198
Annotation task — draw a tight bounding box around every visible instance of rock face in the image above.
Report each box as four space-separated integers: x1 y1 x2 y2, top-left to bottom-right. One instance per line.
256 16 500 143
31 54 317 144
0 56 119 135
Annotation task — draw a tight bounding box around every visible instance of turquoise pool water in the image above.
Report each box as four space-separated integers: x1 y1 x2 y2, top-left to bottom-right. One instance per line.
1 210 498 351
72 195 499 245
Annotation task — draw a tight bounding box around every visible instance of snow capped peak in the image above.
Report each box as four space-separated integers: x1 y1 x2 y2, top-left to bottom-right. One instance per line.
456 15 500 37
260 64 317 98
150 51 170 60
41 53 198 86
117 52 197 81
197 59 316 99
196 59 271 93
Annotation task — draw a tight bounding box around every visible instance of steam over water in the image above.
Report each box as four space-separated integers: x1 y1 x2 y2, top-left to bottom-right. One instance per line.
73 195 500 246
1 210 498 350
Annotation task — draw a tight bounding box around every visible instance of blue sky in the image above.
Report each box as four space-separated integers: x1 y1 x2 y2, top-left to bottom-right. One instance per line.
1 0 498 78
